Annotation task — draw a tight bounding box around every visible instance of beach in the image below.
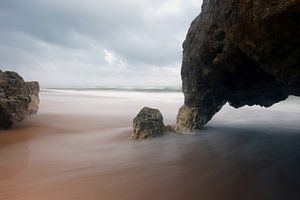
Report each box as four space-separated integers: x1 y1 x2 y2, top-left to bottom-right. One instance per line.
0 89 299 200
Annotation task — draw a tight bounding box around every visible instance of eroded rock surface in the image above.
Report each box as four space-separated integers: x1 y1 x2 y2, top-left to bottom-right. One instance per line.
133 107 165 139
177 0 300 132
0 70 40 129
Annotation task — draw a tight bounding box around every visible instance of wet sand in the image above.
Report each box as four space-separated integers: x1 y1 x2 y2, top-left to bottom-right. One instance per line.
0 90 299 200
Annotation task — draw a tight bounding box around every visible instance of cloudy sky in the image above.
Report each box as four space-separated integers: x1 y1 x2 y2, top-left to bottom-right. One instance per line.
0 0 202 87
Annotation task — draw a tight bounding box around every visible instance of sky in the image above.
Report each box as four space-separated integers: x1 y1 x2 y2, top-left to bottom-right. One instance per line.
0 0 202 87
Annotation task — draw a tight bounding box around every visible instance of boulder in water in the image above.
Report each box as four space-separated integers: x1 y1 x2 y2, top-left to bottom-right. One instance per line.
132 107 165 139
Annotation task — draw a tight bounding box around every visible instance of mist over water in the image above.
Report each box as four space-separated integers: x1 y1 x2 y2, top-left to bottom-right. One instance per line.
0 89 299 200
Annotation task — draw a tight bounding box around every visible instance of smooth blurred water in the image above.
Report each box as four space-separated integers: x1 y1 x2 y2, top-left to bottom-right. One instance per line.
1 89 298 200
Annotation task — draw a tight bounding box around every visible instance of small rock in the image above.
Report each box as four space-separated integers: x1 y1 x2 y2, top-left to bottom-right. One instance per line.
26 81 40 114
164 124 175 133
132 107 165 139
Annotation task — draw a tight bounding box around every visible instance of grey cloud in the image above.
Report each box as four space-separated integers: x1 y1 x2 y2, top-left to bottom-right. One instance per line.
0 0 202 86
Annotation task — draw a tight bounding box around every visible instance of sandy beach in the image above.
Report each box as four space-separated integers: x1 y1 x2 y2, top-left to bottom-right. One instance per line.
0 89 299 200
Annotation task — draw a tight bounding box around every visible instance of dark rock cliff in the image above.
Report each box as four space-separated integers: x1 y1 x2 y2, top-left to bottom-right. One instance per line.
176 0 300 132
0 70 40 129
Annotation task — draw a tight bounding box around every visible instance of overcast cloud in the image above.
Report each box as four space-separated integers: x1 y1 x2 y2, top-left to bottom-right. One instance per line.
0 0 202 87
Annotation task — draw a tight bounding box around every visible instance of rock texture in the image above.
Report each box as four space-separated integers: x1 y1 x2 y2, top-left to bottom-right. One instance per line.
133 107 165 139
176 0 300 132
0 70 40 129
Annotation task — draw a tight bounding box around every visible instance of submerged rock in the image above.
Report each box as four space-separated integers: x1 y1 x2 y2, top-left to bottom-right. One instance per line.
176 0 300 132
132 107 165 139
0 70 40 129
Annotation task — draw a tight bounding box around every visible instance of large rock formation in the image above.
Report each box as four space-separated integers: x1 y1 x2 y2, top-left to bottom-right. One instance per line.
0 70 40 129
176 0 300 132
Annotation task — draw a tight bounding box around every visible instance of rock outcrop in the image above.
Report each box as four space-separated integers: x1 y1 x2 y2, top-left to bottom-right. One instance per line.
0 70 40 129
133 107 166 139
176 0 300 132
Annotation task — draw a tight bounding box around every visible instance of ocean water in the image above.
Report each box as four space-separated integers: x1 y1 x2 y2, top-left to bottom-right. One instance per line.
50 89 300 199
42 86 184 103
42 86 300 109
0 87 300 200
48 86 182 92
1 88 299 199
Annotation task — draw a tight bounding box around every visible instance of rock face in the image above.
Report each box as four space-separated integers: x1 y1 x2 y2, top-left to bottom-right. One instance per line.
176 0 300 132
133 107 165 139
0 70 40 129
